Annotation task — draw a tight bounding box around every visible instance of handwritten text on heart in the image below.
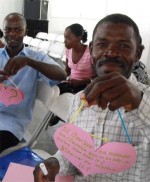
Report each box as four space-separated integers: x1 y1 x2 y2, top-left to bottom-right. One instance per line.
54 123 137 176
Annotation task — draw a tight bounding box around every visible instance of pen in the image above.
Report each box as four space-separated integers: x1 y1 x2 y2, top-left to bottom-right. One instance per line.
39 163 48 176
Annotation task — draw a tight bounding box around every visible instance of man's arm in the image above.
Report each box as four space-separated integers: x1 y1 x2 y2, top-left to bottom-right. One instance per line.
28 58 66 81
3 56 67 81
33 150 77 182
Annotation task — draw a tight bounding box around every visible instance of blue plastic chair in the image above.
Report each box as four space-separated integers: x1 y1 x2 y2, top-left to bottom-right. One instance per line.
0 146 43 181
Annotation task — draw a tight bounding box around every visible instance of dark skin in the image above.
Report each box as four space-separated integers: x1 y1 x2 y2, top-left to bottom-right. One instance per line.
80 22 143 111
33 22 143 181
0 14 66 81
64 28 93 87
33 158 60 182
0 40 4 48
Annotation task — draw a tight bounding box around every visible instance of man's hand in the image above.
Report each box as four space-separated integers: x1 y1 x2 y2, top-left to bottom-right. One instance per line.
80 72 142 111
0 70 8 82
3 56 30 76
33 158 60 182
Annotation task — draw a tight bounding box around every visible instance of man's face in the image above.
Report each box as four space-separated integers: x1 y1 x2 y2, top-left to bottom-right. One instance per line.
90 22 140 78
3 15 26 49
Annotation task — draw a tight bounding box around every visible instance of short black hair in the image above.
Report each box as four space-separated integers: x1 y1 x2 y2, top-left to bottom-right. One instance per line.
66 23 88 43
93 13 142 45
3 12 27 29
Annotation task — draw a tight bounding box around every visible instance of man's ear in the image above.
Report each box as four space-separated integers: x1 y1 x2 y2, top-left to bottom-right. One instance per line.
136 44 144 61
89 41 93 55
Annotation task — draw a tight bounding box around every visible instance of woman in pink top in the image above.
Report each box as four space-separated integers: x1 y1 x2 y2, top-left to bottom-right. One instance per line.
61 23 95 93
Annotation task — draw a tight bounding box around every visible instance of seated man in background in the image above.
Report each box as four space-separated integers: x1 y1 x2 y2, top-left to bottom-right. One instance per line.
34 13 150 182
0 12 66 153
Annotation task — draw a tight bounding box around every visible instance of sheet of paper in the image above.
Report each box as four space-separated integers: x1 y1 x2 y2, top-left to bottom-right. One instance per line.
2 162 34 182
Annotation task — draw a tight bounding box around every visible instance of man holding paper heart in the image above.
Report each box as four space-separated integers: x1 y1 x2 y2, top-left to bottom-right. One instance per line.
0 12 66 152
34 14 150 182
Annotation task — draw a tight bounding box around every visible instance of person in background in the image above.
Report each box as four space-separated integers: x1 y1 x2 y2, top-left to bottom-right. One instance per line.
0 29 5 48
133 60 148 84
0 12 66 153
59 23 95 94
34 13 150 182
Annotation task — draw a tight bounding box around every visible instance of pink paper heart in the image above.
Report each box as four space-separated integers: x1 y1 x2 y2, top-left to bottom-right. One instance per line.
54 123 137 176
0 83 24 106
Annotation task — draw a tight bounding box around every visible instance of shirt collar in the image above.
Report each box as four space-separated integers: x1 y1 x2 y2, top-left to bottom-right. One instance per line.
2 44 28 57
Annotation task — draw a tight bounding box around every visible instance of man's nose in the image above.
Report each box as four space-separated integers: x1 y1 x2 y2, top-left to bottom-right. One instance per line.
104 45 120 57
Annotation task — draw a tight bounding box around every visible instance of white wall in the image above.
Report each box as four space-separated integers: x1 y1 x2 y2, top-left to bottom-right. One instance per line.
0 0 24 29
47 0 107 41
0 0 150 72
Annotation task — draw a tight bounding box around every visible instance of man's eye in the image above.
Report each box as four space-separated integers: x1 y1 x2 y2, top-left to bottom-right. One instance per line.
3 28 10 32
3 28 23 33
15 29 23 32
120 44 131 49
97 42 107 47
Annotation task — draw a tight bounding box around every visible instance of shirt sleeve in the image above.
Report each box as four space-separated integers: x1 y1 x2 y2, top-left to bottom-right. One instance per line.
37 51 61 86
138 86 150 124
125 79 150 127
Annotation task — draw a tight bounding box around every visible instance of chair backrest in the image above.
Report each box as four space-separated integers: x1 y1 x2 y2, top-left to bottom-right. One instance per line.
24 81 60 147
61 55 66 62
23 36 33 46
55 34 64 43
36 32 48 40
49 93 74 122
48 42 65 59
45 33 58 42
29 38 42 49
38 40 52 54
36 81 60 108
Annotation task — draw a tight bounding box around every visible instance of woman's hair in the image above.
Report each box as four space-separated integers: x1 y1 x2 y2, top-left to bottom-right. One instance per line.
66 23 88 43
0 29 3 38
